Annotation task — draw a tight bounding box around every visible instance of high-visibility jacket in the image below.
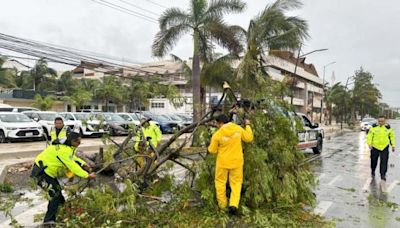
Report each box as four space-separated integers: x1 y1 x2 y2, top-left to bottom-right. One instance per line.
51 126 69 143
208 122 254 169
134 123 162 151
34 144 88 179
367 124 396 151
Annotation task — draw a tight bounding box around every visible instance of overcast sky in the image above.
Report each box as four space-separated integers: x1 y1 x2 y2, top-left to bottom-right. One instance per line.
1 0 399 106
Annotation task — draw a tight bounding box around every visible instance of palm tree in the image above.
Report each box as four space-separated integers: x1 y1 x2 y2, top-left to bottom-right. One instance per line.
234 0 308 96
0 57 17 88
152 0 246 121
32 94 55 111
63 89 93 111
96 76 124 112
20 58 57 91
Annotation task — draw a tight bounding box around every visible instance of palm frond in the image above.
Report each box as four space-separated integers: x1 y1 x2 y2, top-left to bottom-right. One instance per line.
152 24 191 57
205 18 243 55
159 8 191 30
206 0 246 17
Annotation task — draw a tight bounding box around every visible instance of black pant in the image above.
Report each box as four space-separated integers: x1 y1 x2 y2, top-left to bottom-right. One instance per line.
371 146 389 180
31 165 65 222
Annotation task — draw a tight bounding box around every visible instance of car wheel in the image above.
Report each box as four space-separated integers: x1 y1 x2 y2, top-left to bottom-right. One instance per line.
0 130 6 143
312 136 323 154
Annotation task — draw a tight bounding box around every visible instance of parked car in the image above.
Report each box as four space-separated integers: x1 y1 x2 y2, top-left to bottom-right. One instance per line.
161 114 186 129
295 113 324 154
94 113 131 136
175 113 193 126
0 105 39 112
360 118 376 131
59 112 107 137
117 113 159 127
142 112 179 134
22 111 75 138
0 112 44 143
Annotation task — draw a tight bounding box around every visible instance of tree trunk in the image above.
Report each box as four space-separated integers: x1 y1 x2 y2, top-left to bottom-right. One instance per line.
192 31 201 122
200 86 206 116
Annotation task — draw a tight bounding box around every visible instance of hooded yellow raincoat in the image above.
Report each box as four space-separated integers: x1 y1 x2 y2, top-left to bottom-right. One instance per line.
208 122 253 209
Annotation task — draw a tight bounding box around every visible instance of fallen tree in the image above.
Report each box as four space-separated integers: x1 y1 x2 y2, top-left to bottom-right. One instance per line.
52 85 332 227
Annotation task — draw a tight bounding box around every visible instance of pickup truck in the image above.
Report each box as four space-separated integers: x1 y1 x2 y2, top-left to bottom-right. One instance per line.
295 113 324 154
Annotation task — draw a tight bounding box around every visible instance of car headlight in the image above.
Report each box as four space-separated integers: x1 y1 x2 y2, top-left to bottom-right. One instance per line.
6 127 18 130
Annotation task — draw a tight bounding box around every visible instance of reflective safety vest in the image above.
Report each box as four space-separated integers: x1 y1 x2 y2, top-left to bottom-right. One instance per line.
51 126 68 143
367 124 396 151
34 144 88 179
134 123 162 151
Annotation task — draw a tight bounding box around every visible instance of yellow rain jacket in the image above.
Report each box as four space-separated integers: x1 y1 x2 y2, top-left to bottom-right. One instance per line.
34 144 88 179
208 123 254 169
367 124 395 151
134 123 162 151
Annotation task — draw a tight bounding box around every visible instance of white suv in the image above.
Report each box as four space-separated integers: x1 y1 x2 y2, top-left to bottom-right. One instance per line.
22 111 76 138
0 112 43 143
59 112 106 137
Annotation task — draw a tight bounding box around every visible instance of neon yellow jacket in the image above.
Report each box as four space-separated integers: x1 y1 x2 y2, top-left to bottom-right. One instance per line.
367 124 395 151
134 123 162 150
34 144 88 179
208 123 254 169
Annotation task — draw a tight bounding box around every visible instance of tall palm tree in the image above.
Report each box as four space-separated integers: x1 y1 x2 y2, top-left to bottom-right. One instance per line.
20 58 57 91
152 0 245 121
0 57 17 88
96 76 124 112
234 0 308 96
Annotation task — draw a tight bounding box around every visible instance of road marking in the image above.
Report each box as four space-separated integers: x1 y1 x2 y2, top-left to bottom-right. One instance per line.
314 201 333 215
387 180 400 193
328 175 341 186
362 178 372 191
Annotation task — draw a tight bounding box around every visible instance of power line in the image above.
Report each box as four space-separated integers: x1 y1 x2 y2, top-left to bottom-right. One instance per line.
116 0 159 16
144 0 167 9
90 0 158 24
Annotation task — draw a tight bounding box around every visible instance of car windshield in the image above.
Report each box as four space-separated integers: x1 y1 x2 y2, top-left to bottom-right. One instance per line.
74 113 89 120
119 114 131 121
362 118 375 122
0 114 32 122
145 113 169 122
130 113 143 121
103 113 125 122
168 115 183 121
38 113 57 121
177 114 192 121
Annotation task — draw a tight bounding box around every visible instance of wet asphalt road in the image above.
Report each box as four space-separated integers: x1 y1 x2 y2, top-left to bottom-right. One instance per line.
311 120 400 228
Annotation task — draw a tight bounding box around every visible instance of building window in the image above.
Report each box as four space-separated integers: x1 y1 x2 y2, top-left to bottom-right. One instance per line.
151 102 165 108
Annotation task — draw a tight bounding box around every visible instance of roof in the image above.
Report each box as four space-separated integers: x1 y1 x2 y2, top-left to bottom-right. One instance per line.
269 51 319 77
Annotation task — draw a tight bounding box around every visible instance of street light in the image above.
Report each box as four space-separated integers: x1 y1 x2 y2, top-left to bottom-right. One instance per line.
320 61 336 123
291 46 328 106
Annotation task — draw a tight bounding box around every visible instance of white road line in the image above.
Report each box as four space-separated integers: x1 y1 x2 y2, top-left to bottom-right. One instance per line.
327 175 341 186
314 201 333 215
362 178 372 191
387 180 400 193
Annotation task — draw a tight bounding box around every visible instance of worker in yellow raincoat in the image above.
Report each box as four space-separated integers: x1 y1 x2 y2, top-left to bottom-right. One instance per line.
134 118 162 167
208 114 253 215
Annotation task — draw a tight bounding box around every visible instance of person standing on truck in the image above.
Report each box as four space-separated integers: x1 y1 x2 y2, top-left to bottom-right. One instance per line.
208 114 253 215
367 116 395 191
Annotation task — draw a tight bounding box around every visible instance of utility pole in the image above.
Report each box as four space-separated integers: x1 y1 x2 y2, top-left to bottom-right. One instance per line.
320 61 336 123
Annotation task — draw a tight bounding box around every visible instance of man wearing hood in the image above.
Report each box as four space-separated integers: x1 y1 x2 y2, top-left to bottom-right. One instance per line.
208 114 254 215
